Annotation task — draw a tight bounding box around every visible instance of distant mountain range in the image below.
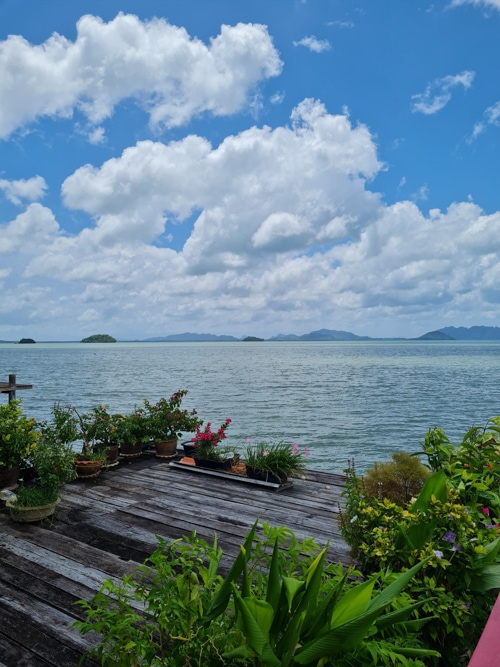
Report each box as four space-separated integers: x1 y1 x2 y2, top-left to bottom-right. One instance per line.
417 326 500 341
133 326 500 342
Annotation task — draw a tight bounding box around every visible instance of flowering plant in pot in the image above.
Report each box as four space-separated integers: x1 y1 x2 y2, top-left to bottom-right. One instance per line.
142 390 202 458
244 440 309 484
7 417 77 521
189 419 232 468
0 399 40 490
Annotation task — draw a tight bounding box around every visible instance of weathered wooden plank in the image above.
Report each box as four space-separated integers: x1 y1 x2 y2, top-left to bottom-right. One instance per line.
0 519 141 579
0 603 97 667
0 579 97 653
0 630 53 667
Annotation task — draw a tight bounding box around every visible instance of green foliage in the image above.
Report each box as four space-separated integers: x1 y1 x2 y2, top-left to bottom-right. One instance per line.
75 523 436 666
244 441 308 481
363 451 430 505
0 399 39 469
11 410 77 508
340 418 500 665
141 390 202 442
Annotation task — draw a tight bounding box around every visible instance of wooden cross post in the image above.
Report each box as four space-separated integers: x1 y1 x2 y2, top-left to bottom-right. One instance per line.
0 374 33 403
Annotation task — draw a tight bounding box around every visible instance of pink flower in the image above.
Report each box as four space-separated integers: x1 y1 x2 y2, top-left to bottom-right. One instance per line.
246 437 252 443
482 507 490 515
263 450 269 457
304 446 310 458
291 442 299 456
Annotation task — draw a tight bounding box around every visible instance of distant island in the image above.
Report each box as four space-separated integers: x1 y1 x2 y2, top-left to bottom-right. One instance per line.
18 338 36 344
81 334 117 343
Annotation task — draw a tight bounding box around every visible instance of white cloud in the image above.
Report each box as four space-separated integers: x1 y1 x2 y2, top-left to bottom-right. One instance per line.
327 20 355 28
0 176 47 205
0 203 59 254
293 36 332 53
411 70 475 114
2 95 500 339
450 0 500 9
469 100 500 141
0 14 282 139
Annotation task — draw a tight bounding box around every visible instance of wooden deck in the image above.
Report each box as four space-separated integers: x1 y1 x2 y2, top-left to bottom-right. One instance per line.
0 452 351 667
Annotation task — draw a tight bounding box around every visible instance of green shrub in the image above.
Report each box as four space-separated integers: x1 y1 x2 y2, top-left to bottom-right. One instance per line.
340 420 500 666
363 451 430 505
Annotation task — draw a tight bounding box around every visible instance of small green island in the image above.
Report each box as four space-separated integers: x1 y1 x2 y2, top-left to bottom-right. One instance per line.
81 334 116 343
18 338 36 344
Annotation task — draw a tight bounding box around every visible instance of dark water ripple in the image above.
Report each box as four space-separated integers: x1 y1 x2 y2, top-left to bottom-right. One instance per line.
1 341 500 473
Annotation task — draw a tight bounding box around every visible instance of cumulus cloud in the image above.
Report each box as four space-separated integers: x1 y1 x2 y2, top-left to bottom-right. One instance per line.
0 176 47 205
57 99 381 275
2 94 500 338
411 70 475 114
0 13 282 139
0 203 59 254
293 36 332 53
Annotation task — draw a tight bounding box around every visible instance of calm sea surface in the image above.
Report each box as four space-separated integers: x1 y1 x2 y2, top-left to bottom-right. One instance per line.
1 341 500 473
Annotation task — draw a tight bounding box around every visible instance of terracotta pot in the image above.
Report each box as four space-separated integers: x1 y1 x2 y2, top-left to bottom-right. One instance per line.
105 445 120 465
74 459 105 478
155 438 178 458
0 465 20 491
6 498 60 522
120 440 143 457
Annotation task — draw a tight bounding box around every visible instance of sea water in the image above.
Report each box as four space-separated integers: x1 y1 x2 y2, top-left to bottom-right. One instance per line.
1 341 499 473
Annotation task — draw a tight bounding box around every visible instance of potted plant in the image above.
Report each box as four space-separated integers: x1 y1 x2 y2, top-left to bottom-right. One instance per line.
117 409 150 457
0 399 39 491
244 440 309 484
86 405 120 465
142 390 202 458
6 417 77 522
190 418 233 469
57 405 107 478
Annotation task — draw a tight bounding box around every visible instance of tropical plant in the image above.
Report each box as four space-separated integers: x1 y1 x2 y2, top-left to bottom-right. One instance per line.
10 419 77 508
244 440 309 482
339 421 500 665
191 418 232 460
0 399 39 470
141 390 201 443
74 522 438 666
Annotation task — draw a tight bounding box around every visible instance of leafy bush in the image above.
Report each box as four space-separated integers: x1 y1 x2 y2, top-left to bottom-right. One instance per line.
74 523 437 666
362 451 430 505
339 420 500 666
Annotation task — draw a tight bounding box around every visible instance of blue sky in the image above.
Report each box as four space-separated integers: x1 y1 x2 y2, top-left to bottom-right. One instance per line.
1 0 500 340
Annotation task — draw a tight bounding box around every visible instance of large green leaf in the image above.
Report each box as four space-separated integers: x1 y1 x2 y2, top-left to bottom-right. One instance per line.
411 470 447 513
202 520 257 623
233 591 281 667
395 519 438 551
266 539 281 611
470 564 500 592
475 537 500 566
282 576 305 612
294 559 429 663
329 578 376 629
